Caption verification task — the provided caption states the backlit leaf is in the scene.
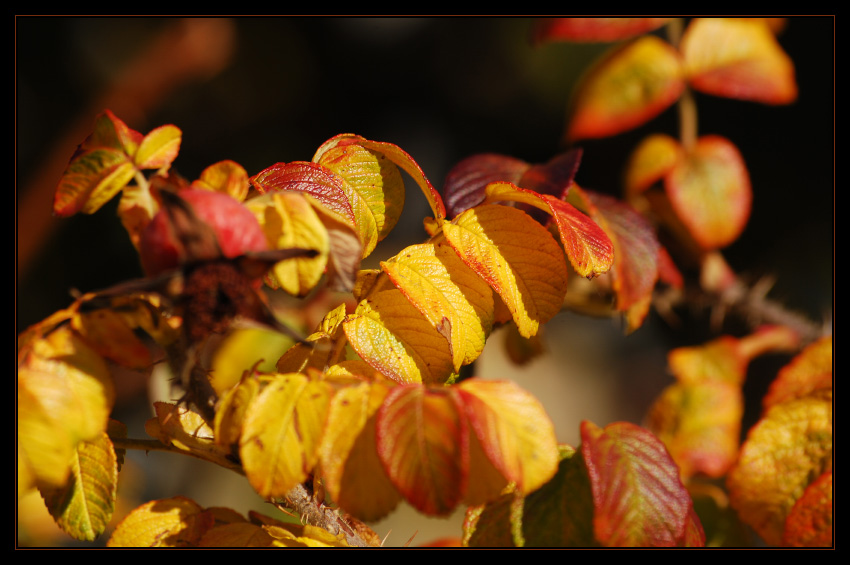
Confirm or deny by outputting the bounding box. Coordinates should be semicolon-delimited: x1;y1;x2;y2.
567;35;684;141
727;392;832;546
624;133;683;197
214;372;261;447
192;160;250;201
314;138;405;243
782;471;832;547
40;431;118;541
482;182;613;278
665;135;752;250
442;205;569;338
84;109;143;155
246;191;330;296
533;17;670;44
240;374;333;499
198;522;278;547
319;380;401;521
580;421;695;547
208;327;294;394
457;379;559;496
376;385;467;516
53;148;136;216
344;288;455;384
682;18;797;104
381;241;494;371
71;308;152;369
134;124;181;170
107;496;215;547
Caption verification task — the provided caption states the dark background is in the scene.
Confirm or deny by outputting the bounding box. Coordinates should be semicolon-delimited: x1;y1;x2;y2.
16;17;834;545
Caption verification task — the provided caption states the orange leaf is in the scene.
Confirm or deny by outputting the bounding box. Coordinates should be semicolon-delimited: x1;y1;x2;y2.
442;204;569;338
567;35;684;141
533;17;671;44
84;109;143;155
727;393;832;546
682;18;797;104
580;421;697;547
107;496;215;547
134;124;181;170
782;471;832;547
763;336;833;411
53;148;136;216
665;135;752;250
442;153;530;219
624;133;683;197
192;160;250;201
376;384;467;516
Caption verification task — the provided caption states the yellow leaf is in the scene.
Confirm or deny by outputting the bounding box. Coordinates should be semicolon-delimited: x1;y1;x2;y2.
40;431;118;541
71;308;152;369
343;288;455;384
108;497;215;547
134;124;182;169
208;326;294;394
442;205;569;338
193;160;250;201
457;379;560;496
246;191;330;296
240;374;333;499
624;133;683;197
214;372;261;447
567;35;684;141
319;381;401;521
198;522;278;547
727;393;832;546
764;336;832;410
53;148;136;216
381;240;494;371
682;18;797;104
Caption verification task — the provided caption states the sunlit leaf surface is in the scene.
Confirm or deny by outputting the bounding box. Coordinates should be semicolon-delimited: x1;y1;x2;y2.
108;497;215;547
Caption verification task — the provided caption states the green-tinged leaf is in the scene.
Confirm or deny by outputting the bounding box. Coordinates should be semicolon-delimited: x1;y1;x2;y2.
192;160;250;201
581;421;698;547
682;18;797;104
319;380;401;521
314;139;405;243
665;135;752;250
344;288;455;385
134;124;181;169
40;431;118;541
464;445;598;547
727;392;832;546
533;17;671;44
569;187;659;331
376;385;467;516
84;109;143;154
208;327;294;394
53;148;136;216
246;191;330;296
107;497;215;547
457;379;559;497
18;326;115;487
624;133;683;197
567;35;684;141
382;240;494;371
782;471;832;547
442;153;530;219
482;182;613;278
442;205;569;338
240;374;333;499
764;336;833;411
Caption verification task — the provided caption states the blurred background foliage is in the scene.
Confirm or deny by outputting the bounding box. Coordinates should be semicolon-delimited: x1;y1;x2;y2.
16;17;833;546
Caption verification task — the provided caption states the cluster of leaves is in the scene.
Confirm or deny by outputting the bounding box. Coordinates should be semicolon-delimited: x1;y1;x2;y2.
17;17;830;548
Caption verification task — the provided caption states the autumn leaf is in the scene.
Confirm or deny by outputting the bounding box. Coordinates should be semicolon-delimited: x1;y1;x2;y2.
763;336;833;410
581;421;698;547
567;35;685;141
665;135;752;250
682;18;798;105
108;497;216;547
134;124;182;169
782;471;832;547
532;17;671;44
442;204;569;338
442;153;530;219
381;240;494;371
343;288;455;385
192;160;250;201
624;133;683;197
239;373;333;499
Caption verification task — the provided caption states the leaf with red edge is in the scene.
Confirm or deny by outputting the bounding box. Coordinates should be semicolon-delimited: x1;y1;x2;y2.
442;153;530;219
516;149;583;200
482;182;613;278
192;160;250;202
567;36;685;141
84;109;143;155
763;336;833;411
665;135;752;250
532;17;671;44
53;148;137;216
376;384;468;516
624;134;683;197
570;186;659;331
782;471;832;547
682;18;797;105
580;421;698;547
134;124;182;170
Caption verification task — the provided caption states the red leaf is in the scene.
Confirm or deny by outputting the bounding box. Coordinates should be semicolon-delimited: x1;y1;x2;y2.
442;153;530;219
533;17;670;44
